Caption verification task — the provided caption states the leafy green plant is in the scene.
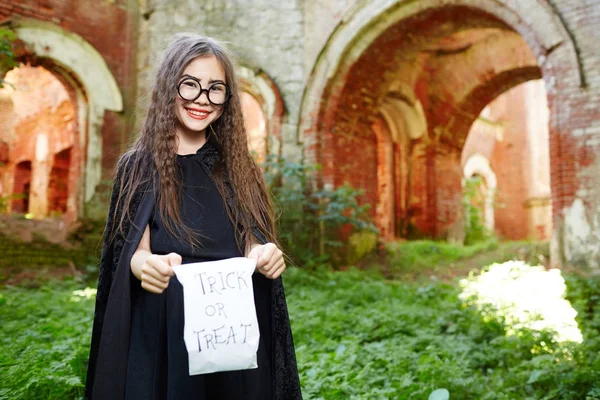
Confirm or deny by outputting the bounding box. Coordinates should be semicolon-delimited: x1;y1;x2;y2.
0;27;17;88
0;27;17;217
463;176;493;245
263;155;377;267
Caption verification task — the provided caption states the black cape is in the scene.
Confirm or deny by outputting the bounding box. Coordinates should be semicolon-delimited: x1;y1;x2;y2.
85;142;302;399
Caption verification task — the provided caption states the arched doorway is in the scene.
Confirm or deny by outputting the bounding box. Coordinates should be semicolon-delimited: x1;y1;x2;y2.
299;0;582;265
9;19;123;221
462;80;552;241
238;66;285;160
0;65;77;219
12;160;31;214
463;153;497;234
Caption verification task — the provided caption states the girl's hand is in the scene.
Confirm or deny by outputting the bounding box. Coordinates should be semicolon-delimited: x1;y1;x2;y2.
247;243;286;279
140;252;181;294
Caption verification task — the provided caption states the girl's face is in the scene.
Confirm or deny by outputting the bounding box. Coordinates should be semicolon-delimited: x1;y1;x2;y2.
174;55;227;136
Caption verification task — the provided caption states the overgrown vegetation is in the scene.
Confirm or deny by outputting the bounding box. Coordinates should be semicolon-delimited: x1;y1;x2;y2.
0;280;93;400
0;27;17;88
263;155;378;267
287;268;600;399
462;175;494;245
1;262;599;400
0;27;17;211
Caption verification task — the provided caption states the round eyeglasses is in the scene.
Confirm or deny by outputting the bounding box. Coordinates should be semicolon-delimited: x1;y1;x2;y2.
177;76;231;105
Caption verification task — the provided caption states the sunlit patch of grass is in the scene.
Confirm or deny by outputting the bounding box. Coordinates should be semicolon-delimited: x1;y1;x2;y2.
70;287;96;302
460;261;582;344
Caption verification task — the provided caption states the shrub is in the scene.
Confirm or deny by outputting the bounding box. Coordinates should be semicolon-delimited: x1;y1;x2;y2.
262;155;378;267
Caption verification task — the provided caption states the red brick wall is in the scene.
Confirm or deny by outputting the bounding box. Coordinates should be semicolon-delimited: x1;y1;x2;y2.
404;142;463;239
332;130;378;216
12;160;31;213
433;145;463;237
393;143;406;237
0;141;7;164
408;142;430;236
48;148;71;214
489;86;531;240
373;117;395;240
541;4;600;266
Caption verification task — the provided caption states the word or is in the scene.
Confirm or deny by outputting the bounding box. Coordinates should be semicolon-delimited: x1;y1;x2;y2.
204;302;227;318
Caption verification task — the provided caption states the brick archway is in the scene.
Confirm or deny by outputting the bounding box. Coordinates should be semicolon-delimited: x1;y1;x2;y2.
12;18;123;216
238;66;285;158
0;65;80;220
463;153;497;232
299;0;584;267
299;0;581;145
441;66;543;150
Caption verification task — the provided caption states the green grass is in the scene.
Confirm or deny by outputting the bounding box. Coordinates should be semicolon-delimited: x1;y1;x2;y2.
0;279;93;400
381;239;550;279
0;262;599;399
284;267;600;399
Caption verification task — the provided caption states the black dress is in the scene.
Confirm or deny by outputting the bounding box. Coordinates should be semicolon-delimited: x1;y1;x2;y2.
125;146;273;400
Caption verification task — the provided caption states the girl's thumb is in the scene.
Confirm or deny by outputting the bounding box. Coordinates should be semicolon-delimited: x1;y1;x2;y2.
168;252;182;267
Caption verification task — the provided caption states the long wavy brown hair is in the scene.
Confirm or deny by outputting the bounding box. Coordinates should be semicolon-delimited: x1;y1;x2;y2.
112;33;276;251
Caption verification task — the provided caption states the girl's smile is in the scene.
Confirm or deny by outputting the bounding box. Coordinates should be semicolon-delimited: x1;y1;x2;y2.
184;106;212;120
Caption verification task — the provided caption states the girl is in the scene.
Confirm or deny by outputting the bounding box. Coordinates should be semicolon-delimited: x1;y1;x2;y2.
85;33;301;400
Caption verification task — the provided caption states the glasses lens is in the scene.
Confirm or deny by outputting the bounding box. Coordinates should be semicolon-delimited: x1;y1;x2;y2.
208;83;228;105
179;79;200;101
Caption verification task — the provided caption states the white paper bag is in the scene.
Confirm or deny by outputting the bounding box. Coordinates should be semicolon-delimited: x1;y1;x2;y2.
172;257;260;375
